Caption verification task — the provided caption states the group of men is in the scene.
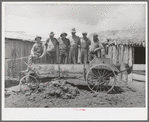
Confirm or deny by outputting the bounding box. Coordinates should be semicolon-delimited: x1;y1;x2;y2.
28;28;105;65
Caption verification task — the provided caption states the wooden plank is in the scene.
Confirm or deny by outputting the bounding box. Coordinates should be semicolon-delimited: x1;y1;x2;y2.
133;74;146;81
128;46;133;82
133;64;145;70
5;60;12;79
16;59;21;80
108;45;113;63
122;45;128;83
32;64;84;78
17;41;22;58
118;45;122;81
5;60;9;77
5;42;11;59
112;45;118;65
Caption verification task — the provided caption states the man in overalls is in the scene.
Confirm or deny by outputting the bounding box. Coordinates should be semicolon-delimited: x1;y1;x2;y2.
80;31;91;64
69;28;81;64
28;36;43;66
46;32;58;64
58;32;70;64
89;34;104;61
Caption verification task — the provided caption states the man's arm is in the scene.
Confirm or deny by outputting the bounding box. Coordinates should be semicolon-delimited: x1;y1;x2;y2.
38;43;47;58
31;44;36;55
94;42;104;52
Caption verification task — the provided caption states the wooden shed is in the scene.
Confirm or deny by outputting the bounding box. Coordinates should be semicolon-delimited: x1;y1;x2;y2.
5;31;36;80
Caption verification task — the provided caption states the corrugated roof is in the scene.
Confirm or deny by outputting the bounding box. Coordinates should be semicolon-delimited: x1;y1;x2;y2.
89;28;146;47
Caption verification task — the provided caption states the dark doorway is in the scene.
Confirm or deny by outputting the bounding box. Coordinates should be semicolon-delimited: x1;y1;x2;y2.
134;47;145;64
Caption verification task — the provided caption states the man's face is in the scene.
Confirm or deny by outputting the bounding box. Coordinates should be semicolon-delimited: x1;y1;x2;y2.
71;32;76;36
82;34;87;38
36;38;41;43
93;36;98;41
62;34;66;38
50;35;54;39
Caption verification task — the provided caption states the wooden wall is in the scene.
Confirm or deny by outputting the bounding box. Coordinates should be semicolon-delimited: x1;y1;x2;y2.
5;38;34;80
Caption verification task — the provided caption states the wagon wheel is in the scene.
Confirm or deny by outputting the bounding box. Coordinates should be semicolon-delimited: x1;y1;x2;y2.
86;64;116;93
19;75;39;94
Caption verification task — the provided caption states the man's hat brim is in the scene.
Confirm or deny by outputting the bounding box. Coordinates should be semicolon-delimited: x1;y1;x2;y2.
35;36;42;40
60;33;67;37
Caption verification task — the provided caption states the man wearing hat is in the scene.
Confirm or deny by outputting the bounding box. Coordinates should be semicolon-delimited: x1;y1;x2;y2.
89;33;104;61
28;36;43;66
69;28;81;64
45;32;58;64
58;32;70;64
80;31;91;64
26;36;44;82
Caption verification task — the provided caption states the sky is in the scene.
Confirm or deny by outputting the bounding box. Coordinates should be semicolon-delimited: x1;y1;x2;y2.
4;2;146;38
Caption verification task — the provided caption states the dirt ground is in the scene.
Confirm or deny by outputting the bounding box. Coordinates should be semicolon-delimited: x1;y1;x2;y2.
5;79;145;108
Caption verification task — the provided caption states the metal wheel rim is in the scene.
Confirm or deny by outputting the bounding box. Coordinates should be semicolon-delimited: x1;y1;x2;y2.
86;64;116;93
19;75;39;94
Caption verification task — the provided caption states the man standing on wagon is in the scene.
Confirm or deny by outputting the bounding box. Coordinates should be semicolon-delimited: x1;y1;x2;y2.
80;31;91;64
58;32;70;64
45;32;58;64
89;33;104;61
69;28;81;64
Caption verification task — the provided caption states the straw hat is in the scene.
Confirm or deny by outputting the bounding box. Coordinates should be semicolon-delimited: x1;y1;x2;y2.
35;36;42;40
60;32;68;37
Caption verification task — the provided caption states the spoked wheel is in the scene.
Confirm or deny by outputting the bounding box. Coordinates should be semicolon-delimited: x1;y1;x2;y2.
86;64;116;93
19;75;39;94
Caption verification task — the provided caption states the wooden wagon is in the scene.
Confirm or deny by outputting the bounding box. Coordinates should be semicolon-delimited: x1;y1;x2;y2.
19;55;132;94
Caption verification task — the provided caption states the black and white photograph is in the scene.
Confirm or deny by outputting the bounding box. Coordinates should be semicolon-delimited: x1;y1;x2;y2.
2;1;148;120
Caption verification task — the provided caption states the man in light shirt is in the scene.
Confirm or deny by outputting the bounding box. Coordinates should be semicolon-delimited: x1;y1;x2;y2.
89;33;104;61
80;31;91;64
28;36;43;66
45;32;58;64
69;28;81;64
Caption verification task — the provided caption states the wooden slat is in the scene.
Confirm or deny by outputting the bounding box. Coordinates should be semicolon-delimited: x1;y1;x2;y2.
112;45;117;65
122;45;128;83
108;45;113;63
133;74;145;81
133;64;145;70
118;45;122;81
128;46;133;82
32;64;84;78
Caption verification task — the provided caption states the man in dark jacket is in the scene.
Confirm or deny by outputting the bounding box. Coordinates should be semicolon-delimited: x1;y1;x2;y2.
58;32;70;64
